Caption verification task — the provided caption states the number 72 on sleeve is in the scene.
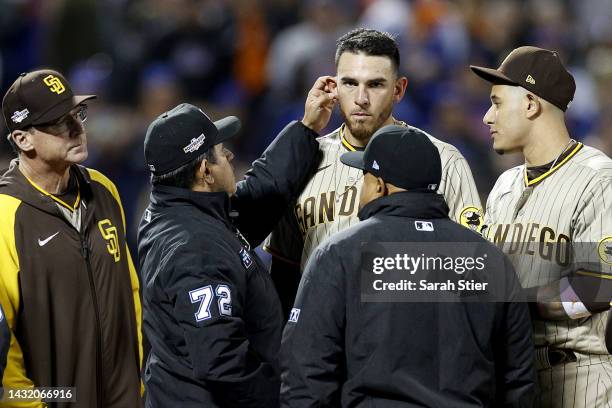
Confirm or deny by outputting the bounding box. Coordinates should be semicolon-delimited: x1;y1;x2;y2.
189;285;232;322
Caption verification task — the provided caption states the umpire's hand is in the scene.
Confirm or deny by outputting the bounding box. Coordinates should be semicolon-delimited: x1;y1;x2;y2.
302;76;338;133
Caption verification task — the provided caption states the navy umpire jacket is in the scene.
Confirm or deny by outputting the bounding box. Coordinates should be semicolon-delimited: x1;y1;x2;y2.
138;121;318;407
281;191;536;408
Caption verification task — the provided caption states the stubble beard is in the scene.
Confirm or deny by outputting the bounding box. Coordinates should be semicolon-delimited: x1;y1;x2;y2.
342;100;394;144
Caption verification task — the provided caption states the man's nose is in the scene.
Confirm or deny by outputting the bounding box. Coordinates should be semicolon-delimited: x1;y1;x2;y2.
68;116;84;137
355;86;369;107
483;106;494;126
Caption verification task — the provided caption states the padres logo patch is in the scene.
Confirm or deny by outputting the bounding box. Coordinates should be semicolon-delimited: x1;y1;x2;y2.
98;219;121;262
459;207;483;231
598;236;612;265
43;74;66;94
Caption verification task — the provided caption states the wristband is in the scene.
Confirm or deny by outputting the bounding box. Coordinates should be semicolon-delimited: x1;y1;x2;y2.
560;277;591;319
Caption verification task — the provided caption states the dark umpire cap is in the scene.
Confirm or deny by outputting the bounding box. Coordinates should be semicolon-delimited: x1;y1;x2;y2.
2;69;96;132
470;46;575;111
340;125;441;191
144;103;241;175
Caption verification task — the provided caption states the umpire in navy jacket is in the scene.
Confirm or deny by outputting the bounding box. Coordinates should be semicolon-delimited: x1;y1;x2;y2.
138;78;336;408
281;125;536;407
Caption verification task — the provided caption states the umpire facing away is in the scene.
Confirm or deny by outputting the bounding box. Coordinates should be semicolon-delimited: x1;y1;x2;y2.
137;85;334;407
281;125;536;407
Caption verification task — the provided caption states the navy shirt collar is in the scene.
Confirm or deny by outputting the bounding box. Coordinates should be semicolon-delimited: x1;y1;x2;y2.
151;184;232;225
357;191;449;221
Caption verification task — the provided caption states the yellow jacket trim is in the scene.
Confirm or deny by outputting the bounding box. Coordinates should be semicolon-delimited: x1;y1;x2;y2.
0;194;42;407
86;169;143;383
87;169;126;231
23;175;80;212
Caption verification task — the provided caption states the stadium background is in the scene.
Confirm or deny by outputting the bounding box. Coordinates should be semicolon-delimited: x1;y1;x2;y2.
1;0;611;254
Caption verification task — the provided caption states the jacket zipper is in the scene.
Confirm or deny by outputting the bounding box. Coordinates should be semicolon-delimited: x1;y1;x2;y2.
81;236;104;407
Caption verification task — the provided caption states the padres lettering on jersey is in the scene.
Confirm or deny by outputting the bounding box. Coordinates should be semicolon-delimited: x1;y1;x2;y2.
483;143;612;357
294;185;359;235
266;123;483;271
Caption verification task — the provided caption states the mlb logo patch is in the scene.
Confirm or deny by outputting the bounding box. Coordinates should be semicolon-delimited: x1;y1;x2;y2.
239;248;253;269
289;308;300;323
415;221;434;231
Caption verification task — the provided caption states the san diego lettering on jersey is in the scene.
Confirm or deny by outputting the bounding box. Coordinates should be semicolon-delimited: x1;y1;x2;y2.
294;185;358;235
483;221;571;266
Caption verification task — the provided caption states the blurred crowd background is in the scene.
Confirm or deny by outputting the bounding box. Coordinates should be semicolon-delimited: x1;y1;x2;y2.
1;0;612;251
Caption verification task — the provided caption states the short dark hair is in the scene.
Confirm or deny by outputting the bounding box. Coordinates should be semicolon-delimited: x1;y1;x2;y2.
151;147;217;189
335;28;400;73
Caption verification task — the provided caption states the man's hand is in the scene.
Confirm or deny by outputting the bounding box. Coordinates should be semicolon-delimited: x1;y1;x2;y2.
530;281;568;320
529;273;612;321
302;76;338;133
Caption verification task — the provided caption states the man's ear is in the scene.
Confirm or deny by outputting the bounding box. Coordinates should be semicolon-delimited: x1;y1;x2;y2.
394;76;408;103
200;159;215;185
525;93;541;119
376;176;388;196
11;129;35;152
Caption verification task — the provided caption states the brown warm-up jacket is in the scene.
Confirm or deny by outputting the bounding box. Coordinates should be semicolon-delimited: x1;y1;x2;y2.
0;161;142;408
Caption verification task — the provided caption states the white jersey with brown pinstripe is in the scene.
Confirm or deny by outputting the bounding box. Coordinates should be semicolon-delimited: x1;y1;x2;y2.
483;142;612;355
265;123;484;271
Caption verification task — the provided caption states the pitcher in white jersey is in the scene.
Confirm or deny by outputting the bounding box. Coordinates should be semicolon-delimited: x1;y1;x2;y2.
266;28;483;317
472;46;612;408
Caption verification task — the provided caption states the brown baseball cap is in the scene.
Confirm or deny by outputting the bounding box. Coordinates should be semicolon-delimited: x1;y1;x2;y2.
470;46;575;111
2;69;96;132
